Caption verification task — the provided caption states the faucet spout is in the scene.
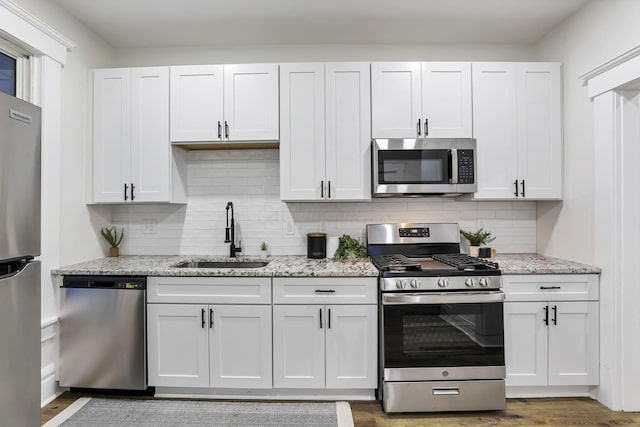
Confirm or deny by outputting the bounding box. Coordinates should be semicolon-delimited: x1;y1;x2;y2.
224;201;242;257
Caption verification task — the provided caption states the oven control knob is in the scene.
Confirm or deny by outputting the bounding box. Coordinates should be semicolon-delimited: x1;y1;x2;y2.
410;279;421;288
396;280;407;289
479;277;491;287
437;278;449;288
465;278;476;287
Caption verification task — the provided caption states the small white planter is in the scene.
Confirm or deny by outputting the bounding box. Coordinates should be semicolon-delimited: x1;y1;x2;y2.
469;245;480;257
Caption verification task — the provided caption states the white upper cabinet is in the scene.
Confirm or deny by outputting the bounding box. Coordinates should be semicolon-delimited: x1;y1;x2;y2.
473;62;562;200
91;67;186;204
170;64;279;143
280;62;371;201
371;62;472;138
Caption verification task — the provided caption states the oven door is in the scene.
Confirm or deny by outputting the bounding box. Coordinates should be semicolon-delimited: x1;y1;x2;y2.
381;291;505;382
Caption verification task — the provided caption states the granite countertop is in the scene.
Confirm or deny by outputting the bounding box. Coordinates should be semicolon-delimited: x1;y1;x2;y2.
52;253;601;277
493;253;601;275
51;255;380;277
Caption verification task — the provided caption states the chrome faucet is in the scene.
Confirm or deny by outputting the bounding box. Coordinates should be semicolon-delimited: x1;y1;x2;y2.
224;201;242;257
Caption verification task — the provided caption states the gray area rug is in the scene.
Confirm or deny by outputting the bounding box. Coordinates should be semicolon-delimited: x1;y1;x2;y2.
46;397;353;427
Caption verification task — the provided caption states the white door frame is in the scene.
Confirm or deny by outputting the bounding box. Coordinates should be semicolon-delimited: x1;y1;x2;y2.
582;45;640;411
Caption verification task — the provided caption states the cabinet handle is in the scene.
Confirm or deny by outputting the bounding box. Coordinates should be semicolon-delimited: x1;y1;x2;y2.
328;181;331;199
540;286;561;290
424;118;429;136
521;180;525;197
314;289;336;293
124;183;128;201
543;305;549;326
209;308;214;328
321;180;324;198
417;118;421;136
328;308;331;329
201;308;206;329
514;180;519;197
131;183;135;201
319;308;323;329
217;121;222;139
225;121;229;139
552;305;557;325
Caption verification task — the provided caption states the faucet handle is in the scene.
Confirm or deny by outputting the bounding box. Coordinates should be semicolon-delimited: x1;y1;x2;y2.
235;240;242;254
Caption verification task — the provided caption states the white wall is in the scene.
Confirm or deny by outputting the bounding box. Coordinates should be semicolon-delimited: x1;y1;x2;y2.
113;43;536;67
534;0;640;264
112;149;537;256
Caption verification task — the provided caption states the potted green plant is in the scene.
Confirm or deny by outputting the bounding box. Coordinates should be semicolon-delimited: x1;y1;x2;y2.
259;241;269;257
332;235;368;262
101;226;124;257
460;228;495;257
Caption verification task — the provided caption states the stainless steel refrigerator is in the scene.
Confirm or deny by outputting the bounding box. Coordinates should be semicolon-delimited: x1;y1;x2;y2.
0;91;42;427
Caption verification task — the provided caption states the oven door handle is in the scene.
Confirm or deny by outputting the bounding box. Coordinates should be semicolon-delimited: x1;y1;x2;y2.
382;291;505;305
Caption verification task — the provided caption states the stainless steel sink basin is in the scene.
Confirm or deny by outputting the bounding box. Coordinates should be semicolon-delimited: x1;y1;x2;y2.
172;261;269;269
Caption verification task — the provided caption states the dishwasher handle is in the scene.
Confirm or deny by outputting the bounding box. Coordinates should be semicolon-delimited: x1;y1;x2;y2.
62;275;146;290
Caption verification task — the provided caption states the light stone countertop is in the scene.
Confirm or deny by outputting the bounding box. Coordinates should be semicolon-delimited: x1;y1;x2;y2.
493;253;601;275
51;255;380;277
52;253;601;277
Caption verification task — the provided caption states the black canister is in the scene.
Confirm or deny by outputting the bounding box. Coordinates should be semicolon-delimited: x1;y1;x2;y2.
307;232;327;259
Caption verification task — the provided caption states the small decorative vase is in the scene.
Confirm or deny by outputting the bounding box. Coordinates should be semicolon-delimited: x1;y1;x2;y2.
109;247;119;257
261;250;269;258
469;245;480;257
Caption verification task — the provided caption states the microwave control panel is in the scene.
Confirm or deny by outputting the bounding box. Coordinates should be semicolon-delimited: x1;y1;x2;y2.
457;150;475;184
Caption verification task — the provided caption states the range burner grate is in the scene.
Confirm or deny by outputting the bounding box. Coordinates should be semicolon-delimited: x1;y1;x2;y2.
371;254;422;272
431;253;499;271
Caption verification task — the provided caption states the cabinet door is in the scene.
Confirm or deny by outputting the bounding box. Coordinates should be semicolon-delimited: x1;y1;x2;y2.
371;62;421;138
325;305;377;389
279;63;325;201
273;305;325;388
170;65;224;142
92;68;131;203
421;62;472;138
504;302;548;386
548;301;599;386
517;63;562;199
324;62;371;201
472;62;519;199
130;67;170;202
209;305;273;389
147;304;209;388
223;64;279;141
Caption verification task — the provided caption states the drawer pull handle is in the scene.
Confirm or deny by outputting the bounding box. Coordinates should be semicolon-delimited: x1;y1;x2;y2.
433;387;459;396
315;289;336;293
540;286;561;290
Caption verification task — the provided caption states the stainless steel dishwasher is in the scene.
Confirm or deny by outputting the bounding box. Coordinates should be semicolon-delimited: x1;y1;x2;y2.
59;275;147;390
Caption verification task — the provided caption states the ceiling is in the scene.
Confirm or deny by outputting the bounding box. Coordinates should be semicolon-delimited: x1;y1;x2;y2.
53;0;591;49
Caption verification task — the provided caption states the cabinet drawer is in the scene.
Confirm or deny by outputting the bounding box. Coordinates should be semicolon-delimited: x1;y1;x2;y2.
503;275;599;302
273;277;377;304
147;276;271;304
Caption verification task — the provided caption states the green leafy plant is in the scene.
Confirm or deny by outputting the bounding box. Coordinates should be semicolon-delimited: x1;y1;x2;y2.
101;226;124;248
260;241;269;251
460;228;495;246
332;234;368;261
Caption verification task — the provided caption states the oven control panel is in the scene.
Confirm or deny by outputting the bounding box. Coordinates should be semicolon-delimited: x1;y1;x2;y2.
399;227;430;238
381;276;502;291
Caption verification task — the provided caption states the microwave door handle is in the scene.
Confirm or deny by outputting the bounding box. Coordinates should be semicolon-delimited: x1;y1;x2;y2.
450;149;458;184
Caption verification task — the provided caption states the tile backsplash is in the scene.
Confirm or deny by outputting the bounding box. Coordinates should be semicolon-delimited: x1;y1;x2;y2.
112;149;536;256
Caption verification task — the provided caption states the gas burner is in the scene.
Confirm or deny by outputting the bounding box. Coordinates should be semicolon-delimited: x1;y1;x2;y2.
371;254;421;272
431;253;499;271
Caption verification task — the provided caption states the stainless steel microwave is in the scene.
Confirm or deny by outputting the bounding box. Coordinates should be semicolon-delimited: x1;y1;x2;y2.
372;138;477;197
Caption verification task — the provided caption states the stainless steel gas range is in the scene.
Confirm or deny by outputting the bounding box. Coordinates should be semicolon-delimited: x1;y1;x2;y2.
367;223;506;413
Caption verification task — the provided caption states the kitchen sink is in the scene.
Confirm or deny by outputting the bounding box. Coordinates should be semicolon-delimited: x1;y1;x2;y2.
171;261;269;269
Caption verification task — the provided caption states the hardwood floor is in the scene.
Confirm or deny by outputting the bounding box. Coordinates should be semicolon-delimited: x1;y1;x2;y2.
42;393;640;426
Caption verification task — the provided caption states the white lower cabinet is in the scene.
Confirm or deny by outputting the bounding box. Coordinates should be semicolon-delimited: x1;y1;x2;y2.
147;277;272;389
272;277;378;389
503;275;599;390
